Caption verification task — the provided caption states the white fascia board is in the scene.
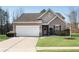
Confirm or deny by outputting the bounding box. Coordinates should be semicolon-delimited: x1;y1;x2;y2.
37;10;48;19
47;16;57;24
13;21;42;23
52;11;66;24
37;9;55;19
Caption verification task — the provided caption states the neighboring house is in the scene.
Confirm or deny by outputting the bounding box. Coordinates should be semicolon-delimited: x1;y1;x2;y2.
13;9;66;36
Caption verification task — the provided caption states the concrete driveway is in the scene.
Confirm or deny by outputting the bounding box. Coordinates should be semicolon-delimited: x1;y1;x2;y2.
0;37;38;52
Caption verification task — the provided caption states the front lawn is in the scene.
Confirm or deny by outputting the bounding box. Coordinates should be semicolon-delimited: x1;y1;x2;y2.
37;33;79;47
37;49;79;52
0;35;9;42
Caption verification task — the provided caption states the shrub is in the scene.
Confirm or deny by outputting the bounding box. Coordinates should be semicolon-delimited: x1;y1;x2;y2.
6;31;16;37
55;31;61;35
64;29;70;36
49;28;54;35
54;29;70;36
59;31;65;36
60;29;70;36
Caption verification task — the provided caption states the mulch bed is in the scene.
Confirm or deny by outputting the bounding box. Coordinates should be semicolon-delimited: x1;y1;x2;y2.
64;37;75;40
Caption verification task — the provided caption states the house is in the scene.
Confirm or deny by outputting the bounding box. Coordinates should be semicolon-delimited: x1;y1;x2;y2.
13;9;67;36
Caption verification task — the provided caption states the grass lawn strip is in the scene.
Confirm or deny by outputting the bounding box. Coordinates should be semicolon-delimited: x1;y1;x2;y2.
37;33;79;47
37;49;79;52
0;35;8;42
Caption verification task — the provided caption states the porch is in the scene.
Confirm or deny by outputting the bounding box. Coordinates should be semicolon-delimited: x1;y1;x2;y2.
42;25;70;36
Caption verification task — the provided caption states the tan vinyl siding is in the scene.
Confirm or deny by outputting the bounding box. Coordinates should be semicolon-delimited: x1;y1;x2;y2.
42;12;56;23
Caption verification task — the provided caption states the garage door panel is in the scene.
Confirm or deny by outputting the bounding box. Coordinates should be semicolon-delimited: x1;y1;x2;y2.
16;25;40;36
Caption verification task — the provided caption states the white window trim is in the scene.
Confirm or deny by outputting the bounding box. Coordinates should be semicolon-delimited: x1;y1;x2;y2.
55;24;60;26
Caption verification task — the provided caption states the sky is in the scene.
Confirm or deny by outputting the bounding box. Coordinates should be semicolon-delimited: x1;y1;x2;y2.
1;6;79;23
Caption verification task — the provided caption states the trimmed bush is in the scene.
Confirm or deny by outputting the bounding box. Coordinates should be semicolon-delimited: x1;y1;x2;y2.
54;29;70;36
6;31;16;37
64;29;70;36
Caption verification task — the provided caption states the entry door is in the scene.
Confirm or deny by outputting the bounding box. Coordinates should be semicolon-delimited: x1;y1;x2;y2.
42;25;48;35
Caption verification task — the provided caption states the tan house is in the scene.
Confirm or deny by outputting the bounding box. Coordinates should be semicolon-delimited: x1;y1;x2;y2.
13;9;67;36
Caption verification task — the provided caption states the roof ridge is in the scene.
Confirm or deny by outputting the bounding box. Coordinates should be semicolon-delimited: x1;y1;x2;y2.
23;13;40;14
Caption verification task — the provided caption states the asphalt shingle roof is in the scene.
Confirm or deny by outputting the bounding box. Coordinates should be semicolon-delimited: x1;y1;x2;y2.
14;12;64;23
14;13;42;22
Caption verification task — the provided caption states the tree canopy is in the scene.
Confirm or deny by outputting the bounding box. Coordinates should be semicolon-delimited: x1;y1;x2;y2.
0;7;9;34
40;9;46;13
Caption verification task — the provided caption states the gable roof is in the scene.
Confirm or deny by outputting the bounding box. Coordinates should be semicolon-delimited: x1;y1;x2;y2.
48;13;66;24
37;9;65;19
14;13;42;22
47;16;66;25
56;13;65;19
14;9;65;24
37;9;54;19
48;9;66;23
37;9;66;24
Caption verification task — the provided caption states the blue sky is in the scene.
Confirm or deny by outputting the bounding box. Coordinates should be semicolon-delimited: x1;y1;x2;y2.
1;6;79;23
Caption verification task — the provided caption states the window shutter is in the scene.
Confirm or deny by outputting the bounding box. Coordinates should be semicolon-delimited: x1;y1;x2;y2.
53;25;55;32
59;25;61;31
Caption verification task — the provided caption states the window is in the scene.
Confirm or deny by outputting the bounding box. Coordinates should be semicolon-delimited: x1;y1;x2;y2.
55;25;61;31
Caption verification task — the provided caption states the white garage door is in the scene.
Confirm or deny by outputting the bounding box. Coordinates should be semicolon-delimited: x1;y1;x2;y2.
16;25;40;36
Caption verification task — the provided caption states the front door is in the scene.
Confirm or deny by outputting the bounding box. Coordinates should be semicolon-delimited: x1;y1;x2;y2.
42;25;48;36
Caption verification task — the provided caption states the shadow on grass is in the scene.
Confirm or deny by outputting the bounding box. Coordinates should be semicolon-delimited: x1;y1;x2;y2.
71;34;79;37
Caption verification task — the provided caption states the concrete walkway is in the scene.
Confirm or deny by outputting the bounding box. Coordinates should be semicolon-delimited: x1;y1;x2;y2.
0;37;38;52
37;47;79;50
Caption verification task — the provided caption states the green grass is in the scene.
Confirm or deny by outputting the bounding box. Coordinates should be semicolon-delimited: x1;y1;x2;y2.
0;35;9;42
37;49;79;52
37;33;79;47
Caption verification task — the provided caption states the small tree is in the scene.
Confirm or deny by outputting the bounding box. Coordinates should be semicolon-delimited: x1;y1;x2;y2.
62;7;77;39
5;10;9;33
69;8;77;37
0;7;9;34
12;7;24;22
12;7;24;31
